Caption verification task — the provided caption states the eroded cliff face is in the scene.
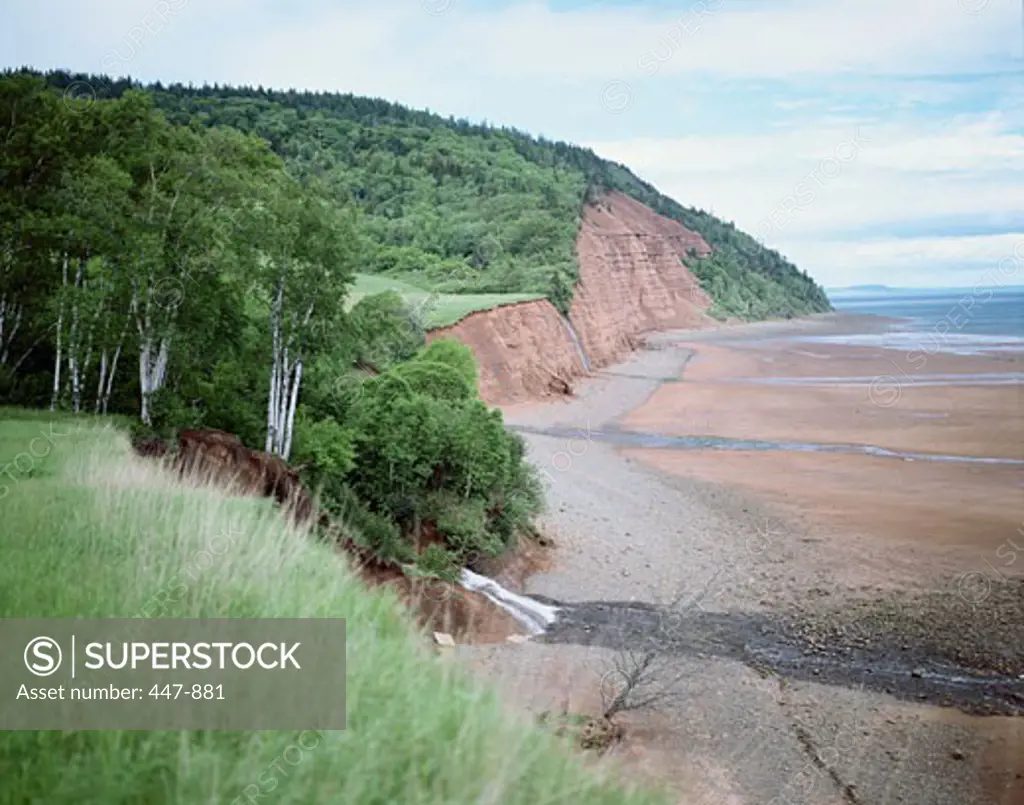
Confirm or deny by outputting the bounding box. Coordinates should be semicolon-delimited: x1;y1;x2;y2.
428;299;586;403
570;191;714;366
430;191;715;405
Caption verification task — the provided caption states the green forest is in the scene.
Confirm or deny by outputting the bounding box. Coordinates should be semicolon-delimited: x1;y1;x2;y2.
1;68;830;574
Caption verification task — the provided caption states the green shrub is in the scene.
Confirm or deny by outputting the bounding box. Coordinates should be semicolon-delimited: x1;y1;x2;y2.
413;542;462;583
349;391;451;505
389;360;474;401
348;290;425;370
344;351;540;561
292;407;356;482
442;400;512;498
323;481;413;565
548;268;574;316
138;388;203;441
422;493;498;558
412;339;478;391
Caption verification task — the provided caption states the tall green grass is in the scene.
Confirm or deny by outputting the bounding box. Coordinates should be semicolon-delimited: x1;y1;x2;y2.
0;413;665;805
346;274;545;327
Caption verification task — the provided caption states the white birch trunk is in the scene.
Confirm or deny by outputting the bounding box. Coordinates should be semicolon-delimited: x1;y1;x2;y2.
266;354;278;453
265;277;315;460
0;295;23;365
137;336;170;426
154;338;169;390
279;301;314;460
276;344;291;454
132;280;151;425
133;272;172;426
139;335;152;425
50;254;68;411
95;350;108;414
102;341;122;414
80;339;93;411
79;275;104;414
97;317;127;414
266;278;284;453
282;357;303;461
68;262;84;413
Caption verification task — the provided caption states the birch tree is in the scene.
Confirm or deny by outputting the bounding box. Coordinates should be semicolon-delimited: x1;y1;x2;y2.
256;178;358;459
125;128;199;425
45;153;131;411
115;100;266;425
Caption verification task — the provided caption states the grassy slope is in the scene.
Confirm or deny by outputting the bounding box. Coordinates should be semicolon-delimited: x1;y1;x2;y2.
347;274;544;328
0;412;664;805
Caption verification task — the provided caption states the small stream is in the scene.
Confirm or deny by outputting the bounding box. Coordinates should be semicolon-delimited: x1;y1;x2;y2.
561;315;592;372
715;372;1024;388
509;424;1024;467
460;569;559;635
473;589;1024;716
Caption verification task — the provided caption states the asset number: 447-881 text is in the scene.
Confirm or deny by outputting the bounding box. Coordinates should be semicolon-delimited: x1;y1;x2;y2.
148;684;224;700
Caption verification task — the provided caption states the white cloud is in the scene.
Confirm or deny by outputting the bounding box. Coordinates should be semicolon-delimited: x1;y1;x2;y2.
424;0;1019;81
584;112;1024;284
789;232;1024;287
7;0;1020;87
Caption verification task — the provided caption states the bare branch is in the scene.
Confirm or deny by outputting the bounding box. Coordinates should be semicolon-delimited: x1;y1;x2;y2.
600;648;688;720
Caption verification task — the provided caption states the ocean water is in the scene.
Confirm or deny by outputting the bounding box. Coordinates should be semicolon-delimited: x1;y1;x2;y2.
820;286;1024;355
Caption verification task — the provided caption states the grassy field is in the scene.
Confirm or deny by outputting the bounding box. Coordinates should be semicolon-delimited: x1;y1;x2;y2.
346;274;545;328
0;412;665;805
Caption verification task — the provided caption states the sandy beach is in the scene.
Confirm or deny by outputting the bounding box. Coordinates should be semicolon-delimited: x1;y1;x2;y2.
461;313;1024;805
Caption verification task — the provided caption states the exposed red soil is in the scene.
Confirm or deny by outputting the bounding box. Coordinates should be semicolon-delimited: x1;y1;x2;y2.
427;299;586;403
624;339;1024;586
570;191;714;367
171;429;314;523
354;560;523;643
132;429;529;643
429;191;716;405
625;341;1024;458
471;532;556;591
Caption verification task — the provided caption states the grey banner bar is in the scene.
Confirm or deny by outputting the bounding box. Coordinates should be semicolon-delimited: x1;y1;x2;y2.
1;619;346;729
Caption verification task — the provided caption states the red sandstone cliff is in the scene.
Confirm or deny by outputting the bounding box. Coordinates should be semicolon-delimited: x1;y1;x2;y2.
429;191;716;405
428;299;587;403
570;191;714;365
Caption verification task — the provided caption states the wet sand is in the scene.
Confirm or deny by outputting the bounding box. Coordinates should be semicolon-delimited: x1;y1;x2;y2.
622;330;1024;587
623;341;1024;460
626;450;1024;566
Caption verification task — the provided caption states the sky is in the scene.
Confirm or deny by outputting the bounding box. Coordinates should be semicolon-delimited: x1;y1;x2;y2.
3;0;1023;288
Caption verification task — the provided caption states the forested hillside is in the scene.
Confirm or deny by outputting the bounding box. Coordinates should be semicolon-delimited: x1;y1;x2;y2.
29;69;831;319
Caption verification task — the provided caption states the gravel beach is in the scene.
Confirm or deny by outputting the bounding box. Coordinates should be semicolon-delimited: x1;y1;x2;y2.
459;314;1024;805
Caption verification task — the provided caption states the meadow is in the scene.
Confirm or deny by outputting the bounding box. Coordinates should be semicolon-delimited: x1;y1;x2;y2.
346;274;545;328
